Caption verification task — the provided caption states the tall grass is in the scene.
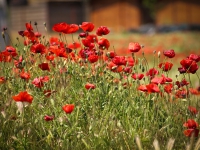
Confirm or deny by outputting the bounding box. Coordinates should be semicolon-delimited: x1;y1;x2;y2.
0;22;200;149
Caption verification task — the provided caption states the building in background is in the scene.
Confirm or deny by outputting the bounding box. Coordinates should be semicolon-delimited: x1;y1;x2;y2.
7;0;142;33
156;0;200;26
5;0;200;33
0;0;8;50
90;0;141;32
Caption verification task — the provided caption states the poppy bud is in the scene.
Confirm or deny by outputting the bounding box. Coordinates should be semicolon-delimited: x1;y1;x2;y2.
142;67;145;72
2;27;7;31
2;31;5;38
22;60;26;68
96;26;110;36
158;51;160;58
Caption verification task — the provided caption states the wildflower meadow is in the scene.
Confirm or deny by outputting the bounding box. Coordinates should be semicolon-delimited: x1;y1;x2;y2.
0;22;200;150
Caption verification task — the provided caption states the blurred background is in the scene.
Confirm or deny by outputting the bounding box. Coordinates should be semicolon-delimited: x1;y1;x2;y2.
0;0;200;55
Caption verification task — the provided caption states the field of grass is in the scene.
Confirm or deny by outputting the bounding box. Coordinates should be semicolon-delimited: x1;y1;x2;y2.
0;23;200;149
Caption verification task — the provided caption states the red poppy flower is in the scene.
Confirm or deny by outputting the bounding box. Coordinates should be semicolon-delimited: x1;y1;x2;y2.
151;76;166;84
32;76;49;88
183;119;199;137
44;115;54;121
32;78;44;88
41;76;49;82
20;71;31;81
5;46;18;57
178;67;186;74
62;104;75;114
146;68;159;79
25;23;33;31
1;47;17;61
0;54;11;62
0;51;11;62
34;32;41;38
112;56;127;66
85;34;98;43
163;49;175;58
188;54;200;62
131;73;144;80
79;32;88;38
184;129;199;137
65;24;79;34
188;106;198;115
49;37;60;46
14;56;23;69
38;63;50;71
0;77;6;84
189;88;200;95
52;22;69;33
151;74;172;85
23;22;39;44
180;58;199;74
85;83;96;90
88;54;98;63
184;119;199;129
79;22;95;32
138;85;147;92
68;42;81;49
129;42;141;53
161;74;172;82
82;35;98;48
46;54;55;61
64;48;72;53
96;26;110;36
180;58;195;69
50;47;68;58
175;89;188;98
31;43;46;54
123;66;132;73
78;48;93;59
18;30;25;37
82;38;92;48
59;41;66;48
175;78;189;88
23;29;35;39
106;51;116;58
159;62;173;72
126;56;136;67
12;91;33;103
98;38;110;50
164;83;173;94
107;62;123;73
146;83;160;93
